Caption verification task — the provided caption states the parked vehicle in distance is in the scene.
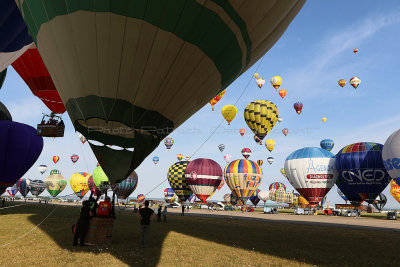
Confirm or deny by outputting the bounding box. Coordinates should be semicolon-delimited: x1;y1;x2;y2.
224;205;235;211
264;207;278;214
294;208;304;215
344;209;360;217
166;203;181;208
387;212;397;220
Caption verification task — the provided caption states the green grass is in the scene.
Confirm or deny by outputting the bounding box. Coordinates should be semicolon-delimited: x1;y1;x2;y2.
0;203;399;266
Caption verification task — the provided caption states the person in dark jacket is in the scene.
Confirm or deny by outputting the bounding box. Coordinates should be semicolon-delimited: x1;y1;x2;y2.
181;205;185;216
137;201;155;248
157;205;162;222
73;200;93;246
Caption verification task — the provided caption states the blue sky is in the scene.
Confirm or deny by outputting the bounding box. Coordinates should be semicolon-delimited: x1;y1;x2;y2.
2;0;400;208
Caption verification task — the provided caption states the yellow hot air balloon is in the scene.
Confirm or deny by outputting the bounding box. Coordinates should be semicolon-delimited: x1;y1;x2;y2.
265;139;276;152
270;76;282;90
70;172;90;199
280;168;287;178
254;73;259;78
322;117;327;123
390;180;400;203
299;195;310;207
221;105;237;125
244;100;279;140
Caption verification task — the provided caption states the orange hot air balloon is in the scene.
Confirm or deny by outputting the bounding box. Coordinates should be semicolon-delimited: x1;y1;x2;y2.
353;49;358;54
52;156;59;164
209;89;226;111
278;89;287;99
240;129;245;136
338;79;346;87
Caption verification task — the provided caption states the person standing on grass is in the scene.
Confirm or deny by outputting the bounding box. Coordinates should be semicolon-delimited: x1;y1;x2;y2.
137;200;155;248
181;205;185;216
162;206;168;222
73;200;93;246
157;205;162;222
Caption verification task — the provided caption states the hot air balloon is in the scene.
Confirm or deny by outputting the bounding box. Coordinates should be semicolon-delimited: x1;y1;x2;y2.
294;102;303;114
114;172;138;199
53;156;59;164
320;139;334;152
217;179;225;191
71;154;79;164
390;180;400;203
353;49;358;54
322;117;327;123
277;117;283;123
383;129;400;186
153;156;160;164
221;105;237;125
285;147;338;207
337;187;348;202
15;1;305;184
185;157;191;162
12;44;66;114
29;180;45;197
218;144;225;152
239;129;245;136
254;135;263;145
0;0;33;72
185;158;222;203
224;154;233;163
175;154;182;161
267;157;275;165
257;160;263;167
17;178;31;197
258;190;269;202
282;128;289;136
270;76;282;90
336;142;391;204
278;89;287;99
0;120;43;194
70;172;90;199
167;161;193;202
280;168;287;178
224;159;262;205
137;194;145;203
164;137;174;150
92;166;110;194
338;79;346;87
298;195;310;207
349;77;361;89
38;165;48;175
372;193;387;211
256;78;265;89
244;101;279;140
188;194;197;204
253;73;259;78
0;101;12;121
269;182;286;191
164;188;175;203
6;184;18;197
265;139;275;152
241;148;252;159
250;189;260;206
88;175;101;197
77;133;87;144
44;170;67;197
0;69;6;90
209;89;226;111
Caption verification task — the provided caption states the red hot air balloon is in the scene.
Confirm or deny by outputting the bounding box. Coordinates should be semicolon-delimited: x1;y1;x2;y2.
240;129;245;136
282;128;289;136
278;89;287;99
217;179;225;190
11;45;65;114
185;158;222;203
52;156;59;164
241;148;252;159
70;154;79;163
294;102;303;114
353;49;358;54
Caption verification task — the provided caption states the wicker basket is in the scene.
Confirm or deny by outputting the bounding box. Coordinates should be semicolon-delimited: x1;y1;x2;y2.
85;216;115;245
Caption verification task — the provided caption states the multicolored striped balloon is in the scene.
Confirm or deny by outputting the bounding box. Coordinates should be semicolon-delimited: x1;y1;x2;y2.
114;172;138;200
185;158;222;203
224;159;262;205
269;182;286;191
137;194;145;203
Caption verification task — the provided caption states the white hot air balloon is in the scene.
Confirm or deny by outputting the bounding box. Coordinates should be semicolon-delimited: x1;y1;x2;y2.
258;190;269;202
284;147;338;207
383;129;400;180
224;154;232;163
38;165;48;174
267;157;274;165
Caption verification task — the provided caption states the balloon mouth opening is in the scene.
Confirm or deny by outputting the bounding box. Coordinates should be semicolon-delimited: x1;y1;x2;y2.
88;139;134;151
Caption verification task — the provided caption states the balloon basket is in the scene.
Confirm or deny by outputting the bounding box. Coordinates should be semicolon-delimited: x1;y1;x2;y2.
85;216;115;245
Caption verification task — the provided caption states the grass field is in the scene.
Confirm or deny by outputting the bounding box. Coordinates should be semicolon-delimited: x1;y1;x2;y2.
0;203;399;267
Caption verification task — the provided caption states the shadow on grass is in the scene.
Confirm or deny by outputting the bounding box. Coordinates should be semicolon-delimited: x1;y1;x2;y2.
1;203;399;266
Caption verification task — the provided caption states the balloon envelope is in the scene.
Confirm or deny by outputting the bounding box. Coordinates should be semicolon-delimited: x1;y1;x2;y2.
0;101;12;121
114;172;138;199
29;180;45;197
167;161;193;202
164;188;175;203
92;166;110;193
336;142;391;204
285;147;337;207
258;190;269;202
17;178;31;197
244;101;279;140
185;158;222;203
250;189;260;206
224;159;262;205
88;175;101;197
44;170;67;197
6;184;18;197
0;121;43;194
320;139;334;151
70;172;90;199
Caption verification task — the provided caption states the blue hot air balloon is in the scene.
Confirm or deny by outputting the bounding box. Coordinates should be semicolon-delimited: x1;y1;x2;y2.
0;0;33;72
153;156;160;165
17;178;31;197
335;142;391;204
0;120;44;194
320;139;334;151
250;189;260;206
